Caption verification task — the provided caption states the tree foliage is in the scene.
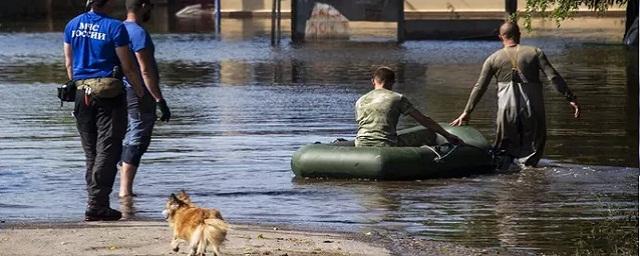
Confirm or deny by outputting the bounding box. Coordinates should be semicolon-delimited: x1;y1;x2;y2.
521;0;629;29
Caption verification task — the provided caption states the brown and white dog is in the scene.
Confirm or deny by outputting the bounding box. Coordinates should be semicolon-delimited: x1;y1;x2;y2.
162;191;228;256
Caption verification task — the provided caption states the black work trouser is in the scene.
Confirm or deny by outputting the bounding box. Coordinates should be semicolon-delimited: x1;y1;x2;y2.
74;91;127;208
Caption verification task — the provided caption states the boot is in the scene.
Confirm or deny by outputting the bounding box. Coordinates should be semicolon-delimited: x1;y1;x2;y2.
85;200;122;221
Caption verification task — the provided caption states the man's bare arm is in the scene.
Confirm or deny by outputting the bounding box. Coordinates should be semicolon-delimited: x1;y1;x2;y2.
64;43;73;80
115;46;145;97
134;48;163;101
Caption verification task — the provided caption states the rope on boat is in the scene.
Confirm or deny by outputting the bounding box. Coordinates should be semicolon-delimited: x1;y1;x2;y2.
424;144;460;163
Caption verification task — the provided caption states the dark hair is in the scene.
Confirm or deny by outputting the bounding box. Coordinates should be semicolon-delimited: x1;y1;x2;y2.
126;0;151;11
86;0;109;9
373;67;395;87
500;21;521;41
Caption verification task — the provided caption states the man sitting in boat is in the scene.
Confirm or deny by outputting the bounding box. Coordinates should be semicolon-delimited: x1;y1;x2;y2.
355;67;463;147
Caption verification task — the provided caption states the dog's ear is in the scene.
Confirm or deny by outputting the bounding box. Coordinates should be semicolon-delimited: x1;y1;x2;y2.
170;193;187;206
178;190;192;202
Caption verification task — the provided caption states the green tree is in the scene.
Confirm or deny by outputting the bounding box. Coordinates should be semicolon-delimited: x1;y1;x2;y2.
520;0;638;36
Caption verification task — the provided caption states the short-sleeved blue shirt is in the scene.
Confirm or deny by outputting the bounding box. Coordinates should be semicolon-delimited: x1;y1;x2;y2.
64;11;129;80
123;21;158;87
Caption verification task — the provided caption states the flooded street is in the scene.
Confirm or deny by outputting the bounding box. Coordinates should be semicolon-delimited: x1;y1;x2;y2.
0;17;637;254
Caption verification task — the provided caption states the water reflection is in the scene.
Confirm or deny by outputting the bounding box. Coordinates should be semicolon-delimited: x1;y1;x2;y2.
625;47;639;166
0;37;634;166
293;166;638;253
119;196;137;220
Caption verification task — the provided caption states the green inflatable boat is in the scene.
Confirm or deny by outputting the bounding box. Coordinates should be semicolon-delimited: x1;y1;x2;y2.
291;125;495;180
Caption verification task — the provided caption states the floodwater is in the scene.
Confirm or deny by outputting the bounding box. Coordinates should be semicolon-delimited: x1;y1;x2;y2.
0;16;638;255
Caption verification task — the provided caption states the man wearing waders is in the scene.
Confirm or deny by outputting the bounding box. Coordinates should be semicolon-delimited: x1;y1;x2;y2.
64;0;146;221
450;22;580;168
119;0;171;198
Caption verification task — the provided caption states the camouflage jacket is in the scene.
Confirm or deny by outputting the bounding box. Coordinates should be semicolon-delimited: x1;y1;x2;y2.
355;88;415;147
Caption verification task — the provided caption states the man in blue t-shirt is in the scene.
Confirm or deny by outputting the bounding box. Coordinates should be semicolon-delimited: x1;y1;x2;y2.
119;0;171;199
64;0;146;221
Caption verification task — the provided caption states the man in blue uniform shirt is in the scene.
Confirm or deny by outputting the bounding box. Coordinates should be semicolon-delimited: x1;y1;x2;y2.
119;0;171;198
64;0;146;221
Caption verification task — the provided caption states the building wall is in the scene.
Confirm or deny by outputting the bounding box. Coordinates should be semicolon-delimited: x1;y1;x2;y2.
0;0;626;20
219;0;625;13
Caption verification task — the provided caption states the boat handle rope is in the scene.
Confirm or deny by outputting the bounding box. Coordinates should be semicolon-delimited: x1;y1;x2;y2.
424;144;460;163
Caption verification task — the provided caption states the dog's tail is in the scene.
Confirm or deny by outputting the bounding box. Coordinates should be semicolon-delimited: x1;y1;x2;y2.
193;218;228;255
205;218;228;250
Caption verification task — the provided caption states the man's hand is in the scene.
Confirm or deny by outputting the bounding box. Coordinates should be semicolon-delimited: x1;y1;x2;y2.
158;99;171;122
569;101;580;118
450;112;470;126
